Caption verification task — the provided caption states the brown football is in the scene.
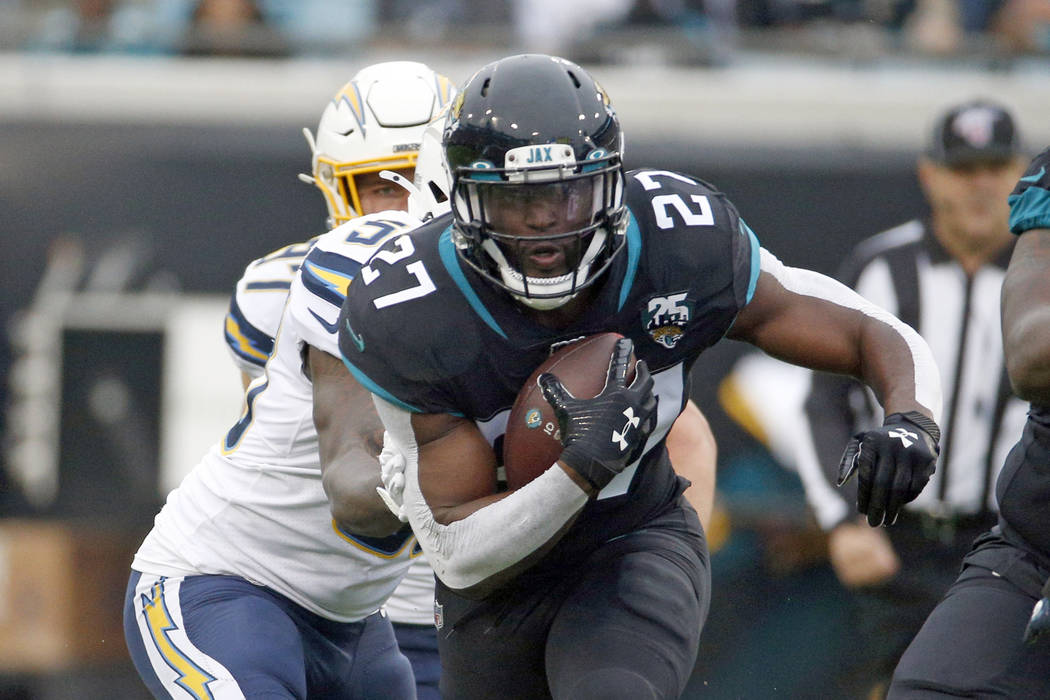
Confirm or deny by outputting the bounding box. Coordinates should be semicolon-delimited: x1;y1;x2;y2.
503;332;637;490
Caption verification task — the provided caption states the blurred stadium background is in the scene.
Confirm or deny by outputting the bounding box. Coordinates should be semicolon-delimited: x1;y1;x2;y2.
2;1;1050;698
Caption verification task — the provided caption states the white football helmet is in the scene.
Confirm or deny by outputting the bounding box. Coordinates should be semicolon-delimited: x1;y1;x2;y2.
378;103;453;223
405;105;453;221
300;61;456;228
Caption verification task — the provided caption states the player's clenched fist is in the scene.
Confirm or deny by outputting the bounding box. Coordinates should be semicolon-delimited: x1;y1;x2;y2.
539;338;657;491
837;411;941;527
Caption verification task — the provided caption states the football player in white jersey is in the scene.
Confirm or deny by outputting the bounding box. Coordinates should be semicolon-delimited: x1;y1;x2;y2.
223;61;455;699
123;62;454;699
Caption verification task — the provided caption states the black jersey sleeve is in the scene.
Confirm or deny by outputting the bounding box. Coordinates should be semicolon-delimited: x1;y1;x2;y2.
337;225;474;415
624;168;761;334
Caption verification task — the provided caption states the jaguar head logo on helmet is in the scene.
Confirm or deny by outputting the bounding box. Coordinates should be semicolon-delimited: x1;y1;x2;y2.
300;61;456;228
442;54;628;310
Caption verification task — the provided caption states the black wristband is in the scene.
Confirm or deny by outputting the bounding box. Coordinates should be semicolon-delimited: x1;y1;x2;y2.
887;410;941;444
558;445;616;492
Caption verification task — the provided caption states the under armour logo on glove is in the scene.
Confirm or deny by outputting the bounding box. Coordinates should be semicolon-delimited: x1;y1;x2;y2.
888;427;918;448
612;407;641;451
539;338;657;491
837;411;941;527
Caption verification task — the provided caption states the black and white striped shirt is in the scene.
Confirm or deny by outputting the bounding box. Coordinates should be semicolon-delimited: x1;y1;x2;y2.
796;219;1027;530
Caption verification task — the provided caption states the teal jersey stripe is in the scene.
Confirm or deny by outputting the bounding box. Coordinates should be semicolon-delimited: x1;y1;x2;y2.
741;219;761;304
438;228;508;339
1008;187;1050;235
618;212;642;311
340;356;423;413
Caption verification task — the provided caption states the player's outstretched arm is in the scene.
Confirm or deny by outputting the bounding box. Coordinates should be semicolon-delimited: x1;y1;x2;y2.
1003;147;1050;404
1002;228;1050;404
665;399;717;530
1003;147;1050;403
1005;150;1050;643
310;346;405;537
727;250;942;527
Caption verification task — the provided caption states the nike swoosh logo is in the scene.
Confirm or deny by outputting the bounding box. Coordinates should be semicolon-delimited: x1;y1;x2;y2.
1021;166;1046;183
344;317;365;352
309;308;339;334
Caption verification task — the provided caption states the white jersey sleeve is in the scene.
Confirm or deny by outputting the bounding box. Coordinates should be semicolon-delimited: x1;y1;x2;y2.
132;212;427;622
287;212;425;359
286;211;438;623
224;239;316;377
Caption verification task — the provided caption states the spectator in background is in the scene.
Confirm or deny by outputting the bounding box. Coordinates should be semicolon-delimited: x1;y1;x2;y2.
902;0;1050;54
796;98;1029;698
179;0;290;57
270;0;377;55
383;0;470;43
26;0;119;53
903;0;981;54
22;0;185;54
525;0;738;65
510;0;633;56
992;0;1050;53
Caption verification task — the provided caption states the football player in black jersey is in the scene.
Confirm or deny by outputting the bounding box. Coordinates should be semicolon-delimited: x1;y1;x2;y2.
325;54;943;699
889;148;1050;698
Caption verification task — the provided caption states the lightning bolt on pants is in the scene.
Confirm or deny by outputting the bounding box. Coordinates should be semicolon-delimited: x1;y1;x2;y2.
123;571;414;699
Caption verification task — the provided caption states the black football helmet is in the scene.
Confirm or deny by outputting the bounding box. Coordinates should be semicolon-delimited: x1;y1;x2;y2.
444;54;627;310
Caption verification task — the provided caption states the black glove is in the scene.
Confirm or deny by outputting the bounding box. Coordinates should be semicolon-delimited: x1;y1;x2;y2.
539;338;657;491
836;411;941;527
1024;577;1050;644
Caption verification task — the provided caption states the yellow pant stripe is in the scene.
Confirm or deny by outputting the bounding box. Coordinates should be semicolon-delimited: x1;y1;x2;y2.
141;580;218;699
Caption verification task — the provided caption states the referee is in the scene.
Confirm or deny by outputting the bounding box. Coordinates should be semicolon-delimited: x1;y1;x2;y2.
794;98;1029;698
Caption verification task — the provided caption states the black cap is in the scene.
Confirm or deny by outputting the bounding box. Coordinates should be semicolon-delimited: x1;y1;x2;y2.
928;99;1022;166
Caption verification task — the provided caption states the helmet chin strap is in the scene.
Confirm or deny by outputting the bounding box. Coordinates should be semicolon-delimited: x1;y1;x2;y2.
298;127;319;186
483;237;602;310
505;269;582;310
513;289;579;310
494;225;606;307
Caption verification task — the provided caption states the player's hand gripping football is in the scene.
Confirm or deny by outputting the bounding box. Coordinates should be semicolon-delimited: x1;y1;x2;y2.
1024;577;1050;644
836;411;941;527
375;432;408;523
539;338;657;491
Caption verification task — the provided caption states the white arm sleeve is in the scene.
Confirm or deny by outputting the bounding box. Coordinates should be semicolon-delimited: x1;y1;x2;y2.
372;396;590;592
759;248;942;423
